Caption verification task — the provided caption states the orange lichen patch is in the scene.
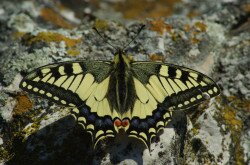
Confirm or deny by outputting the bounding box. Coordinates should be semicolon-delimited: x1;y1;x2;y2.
190;127;200;136
239;99;250;112
187;10;200;18
223;103;245;164
194;21;207;32
222;107;242;130
171;32;179;41
24;31;82;48
113;0;181;19
216;96;245;164
218;96;243;132
149;54;165;62
182;22;208;44
183;21;207;33
12;31;26;39
217;96;244;133
227;96;250;113
242;3;250;12
14;94;33;115
94;19;109;30
234;141;245;165
67;48;80;56
191;37;201;44
150;20;173;35
183;24;191;32
40;7;75;29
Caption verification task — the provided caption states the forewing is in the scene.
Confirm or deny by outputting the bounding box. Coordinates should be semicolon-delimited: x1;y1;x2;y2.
20;61;118;147
127;62;220;149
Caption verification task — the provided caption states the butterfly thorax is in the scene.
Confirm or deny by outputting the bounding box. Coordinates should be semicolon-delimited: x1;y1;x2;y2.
112;50;135;116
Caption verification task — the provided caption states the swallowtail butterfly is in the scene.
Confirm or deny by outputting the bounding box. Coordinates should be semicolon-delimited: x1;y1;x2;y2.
19;25;220;149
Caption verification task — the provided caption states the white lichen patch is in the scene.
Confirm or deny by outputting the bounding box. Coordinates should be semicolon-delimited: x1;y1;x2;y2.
0;137;3;145
7;13;35;32
193;102;231;165
157;37;165;54
0;7;4;15
198;53;215;75
115;159;138;165
4;74;23;92
188;48;200;58
38;107;71;130
241;129;250;162
60;9;81;24
23;123;37;140
143;128;175;164
21;1;40;17
205;22;226;45
0;97;16;121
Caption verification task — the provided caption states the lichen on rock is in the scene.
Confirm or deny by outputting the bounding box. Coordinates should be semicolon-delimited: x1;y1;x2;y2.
0;0;249;164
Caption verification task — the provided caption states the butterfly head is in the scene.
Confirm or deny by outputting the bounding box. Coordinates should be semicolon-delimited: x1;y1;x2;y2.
113;48;132;66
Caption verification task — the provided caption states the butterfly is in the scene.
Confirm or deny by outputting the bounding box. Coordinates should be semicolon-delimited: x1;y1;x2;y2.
19;25;220;150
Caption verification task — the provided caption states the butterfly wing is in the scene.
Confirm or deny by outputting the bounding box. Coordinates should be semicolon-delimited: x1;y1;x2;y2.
127;62;220;149
20;60;220;149
20;61;118;147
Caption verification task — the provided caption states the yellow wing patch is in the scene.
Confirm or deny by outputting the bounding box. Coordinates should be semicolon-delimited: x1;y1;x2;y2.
75;75;119;119
131;77;157;119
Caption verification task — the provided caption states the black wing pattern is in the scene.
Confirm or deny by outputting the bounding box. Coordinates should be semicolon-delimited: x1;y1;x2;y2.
20;61;118;147
126;62;220;149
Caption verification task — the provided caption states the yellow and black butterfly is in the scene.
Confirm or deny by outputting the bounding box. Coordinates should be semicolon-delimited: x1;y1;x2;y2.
19;25;220;150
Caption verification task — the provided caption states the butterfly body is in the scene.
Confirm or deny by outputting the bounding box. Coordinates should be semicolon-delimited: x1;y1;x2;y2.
112;50;134;115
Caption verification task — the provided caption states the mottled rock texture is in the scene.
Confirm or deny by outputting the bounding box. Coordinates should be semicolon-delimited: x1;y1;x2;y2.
0;0;249;165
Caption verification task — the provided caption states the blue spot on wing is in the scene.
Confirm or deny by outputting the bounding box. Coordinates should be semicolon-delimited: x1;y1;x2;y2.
80;107;89;116
154;111;162;121
77;105;114;134
129;106;168;133
95;119;103;128
130;118;140;128
147;118;156;126
88;114;96;123
138;121;149;131
104;118;113;128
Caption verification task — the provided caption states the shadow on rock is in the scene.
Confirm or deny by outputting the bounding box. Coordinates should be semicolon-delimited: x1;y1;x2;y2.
6;115;94;165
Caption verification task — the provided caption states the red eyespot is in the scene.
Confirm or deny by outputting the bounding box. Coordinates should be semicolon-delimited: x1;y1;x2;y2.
114;119;122;127
122;119;129;127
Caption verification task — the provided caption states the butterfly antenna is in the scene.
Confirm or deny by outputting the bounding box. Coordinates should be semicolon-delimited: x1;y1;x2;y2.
93;27;119;52
122;24;145;51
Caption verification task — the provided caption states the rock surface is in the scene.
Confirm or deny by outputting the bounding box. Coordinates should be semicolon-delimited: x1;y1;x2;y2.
0;0;249;164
